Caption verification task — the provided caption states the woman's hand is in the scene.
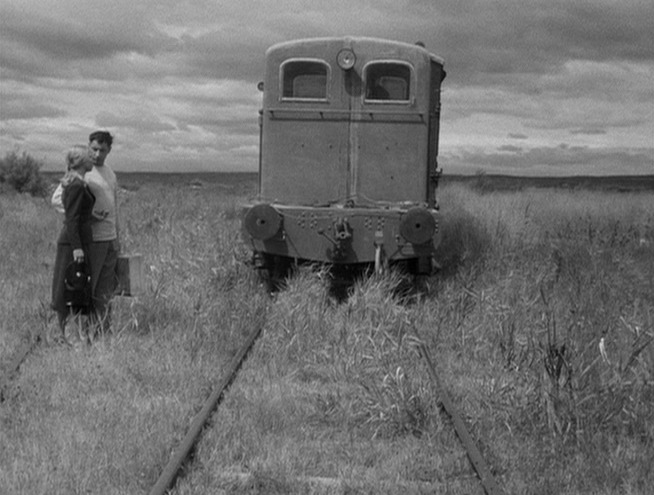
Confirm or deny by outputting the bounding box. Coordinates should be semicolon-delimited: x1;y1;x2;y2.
73;249;85;263
92;209;109;221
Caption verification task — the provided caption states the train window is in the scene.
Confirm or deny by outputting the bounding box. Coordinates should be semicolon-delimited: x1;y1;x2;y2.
365;63;411;101
282;60;329;99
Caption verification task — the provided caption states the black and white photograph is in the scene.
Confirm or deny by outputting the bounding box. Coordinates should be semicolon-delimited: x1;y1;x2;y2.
1;1;652;493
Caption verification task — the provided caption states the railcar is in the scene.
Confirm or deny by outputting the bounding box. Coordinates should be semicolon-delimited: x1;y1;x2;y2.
241;37;446;286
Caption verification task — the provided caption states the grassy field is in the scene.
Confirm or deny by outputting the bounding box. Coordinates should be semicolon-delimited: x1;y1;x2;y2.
1;174;653;494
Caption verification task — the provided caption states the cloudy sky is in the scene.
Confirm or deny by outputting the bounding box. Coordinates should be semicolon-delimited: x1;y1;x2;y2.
1;0;652;175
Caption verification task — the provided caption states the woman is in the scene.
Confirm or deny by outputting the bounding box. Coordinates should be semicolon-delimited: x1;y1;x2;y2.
51;145;95;344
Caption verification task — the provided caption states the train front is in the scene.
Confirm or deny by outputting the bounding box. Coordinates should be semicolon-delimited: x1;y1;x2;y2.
242;37;445;277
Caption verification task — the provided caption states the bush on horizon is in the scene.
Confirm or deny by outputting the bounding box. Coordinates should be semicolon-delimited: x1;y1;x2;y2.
0;149;49;197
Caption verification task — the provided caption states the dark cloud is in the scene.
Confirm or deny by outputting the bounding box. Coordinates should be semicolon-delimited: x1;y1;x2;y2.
534;2;653;61
508;133;529;140
525;111;647;131
95;111;176;133
0;3;177;81
427;0;654;84
173;91;260;109
570;128;607;135
498;145;523;153
0;96;67;120
3;16;131;60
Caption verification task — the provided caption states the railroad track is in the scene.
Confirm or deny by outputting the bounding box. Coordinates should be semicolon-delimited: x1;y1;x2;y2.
417;341;505;495
0;315;91;402
1;309;504;494
0;328;43;402
148;320;504;495
149;313;265;495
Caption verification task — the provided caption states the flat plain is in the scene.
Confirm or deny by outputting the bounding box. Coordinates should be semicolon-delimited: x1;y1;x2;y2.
1;173;653;494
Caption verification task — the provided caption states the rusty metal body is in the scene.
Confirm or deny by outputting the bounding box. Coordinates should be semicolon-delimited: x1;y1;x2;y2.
242;37;445;279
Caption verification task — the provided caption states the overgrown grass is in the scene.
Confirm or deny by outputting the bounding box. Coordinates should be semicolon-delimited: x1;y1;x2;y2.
1;178;652;494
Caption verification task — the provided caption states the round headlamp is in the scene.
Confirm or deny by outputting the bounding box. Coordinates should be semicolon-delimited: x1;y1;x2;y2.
244;203;282;240
337;49;356;70
399;207;436;245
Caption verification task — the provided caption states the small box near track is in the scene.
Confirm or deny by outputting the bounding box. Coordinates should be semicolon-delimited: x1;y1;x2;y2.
115;253;144;296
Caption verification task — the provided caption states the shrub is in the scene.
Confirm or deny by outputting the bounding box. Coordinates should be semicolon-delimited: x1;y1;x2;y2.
0;149;49;197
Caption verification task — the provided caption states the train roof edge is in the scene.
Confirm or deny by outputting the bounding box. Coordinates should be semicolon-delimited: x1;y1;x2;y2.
265;36;445;66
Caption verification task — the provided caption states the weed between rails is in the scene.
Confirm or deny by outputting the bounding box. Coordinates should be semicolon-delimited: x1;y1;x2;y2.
259;270;435;439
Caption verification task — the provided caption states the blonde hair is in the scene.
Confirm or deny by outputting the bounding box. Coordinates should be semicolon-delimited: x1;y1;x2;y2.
65;144;89;171
61;145;89;187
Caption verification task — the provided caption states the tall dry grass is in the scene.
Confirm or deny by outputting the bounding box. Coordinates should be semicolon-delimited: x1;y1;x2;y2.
1;177;652;494
1;178;268;494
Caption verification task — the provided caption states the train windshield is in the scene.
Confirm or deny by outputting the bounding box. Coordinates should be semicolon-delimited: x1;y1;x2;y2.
282;60;329;99
365;62;411;101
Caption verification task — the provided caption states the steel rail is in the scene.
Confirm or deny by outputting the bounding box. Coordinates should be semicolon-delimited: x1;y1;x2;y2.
418;342;505;495
149;313;266;495
0;329;43;402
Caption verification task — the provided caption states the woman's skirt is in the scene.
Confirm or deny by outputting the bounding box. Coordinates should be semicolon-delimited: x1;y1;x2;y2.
51;243;92;315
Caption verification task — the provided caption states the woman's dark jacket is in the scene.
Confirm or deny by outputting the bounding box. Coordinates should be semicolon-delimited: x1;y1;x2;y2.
58;177;95;247
51;177;95;314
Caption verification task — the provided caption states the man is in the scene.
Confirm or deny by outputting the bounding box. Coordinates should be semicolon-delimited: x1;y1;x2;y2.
85;130;120;333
